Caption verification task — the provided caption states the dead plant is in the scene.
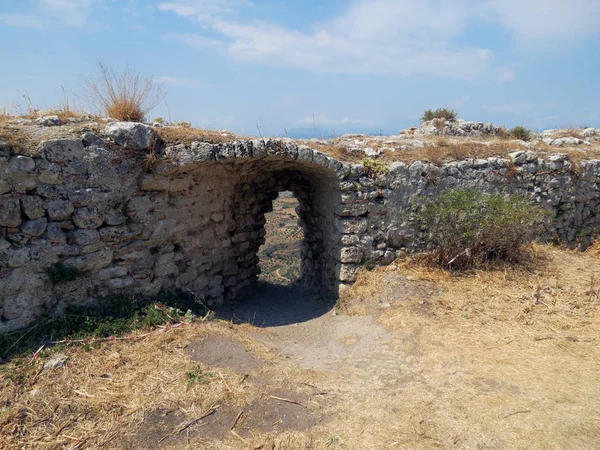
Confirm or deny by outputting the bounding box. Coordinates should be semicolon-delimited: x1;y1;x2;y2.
81;62;165;122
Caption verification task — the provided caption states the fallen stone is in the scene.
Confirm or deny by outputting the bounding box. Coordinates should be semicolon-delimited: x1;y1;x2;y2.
103;122;156;149
44;354;68;370
35;115;63;127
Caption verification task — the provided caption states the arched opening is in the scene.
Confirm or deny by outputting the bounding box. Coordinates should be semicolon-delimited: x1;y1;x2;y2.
258;191;303;286
211;157;343;326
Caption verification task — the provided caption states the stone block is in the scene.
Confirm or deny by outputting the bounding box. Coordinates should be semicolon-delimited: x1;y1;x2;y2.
73;207;104;229
46;200;74;221
0;198;21;227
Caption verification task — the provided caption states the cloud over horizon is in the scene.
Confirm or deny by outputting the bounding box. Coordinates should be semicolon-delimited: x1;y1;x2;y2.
158;0;600;80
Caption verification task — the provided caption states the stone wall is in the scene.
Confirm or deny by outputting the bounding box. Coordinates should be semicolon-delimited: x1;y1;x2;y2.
1;125;599;332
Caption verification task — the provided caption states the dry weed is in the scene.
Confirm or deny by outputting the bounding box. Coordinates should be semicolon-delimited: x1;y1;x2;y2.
155;125;240;146
82;62;165;122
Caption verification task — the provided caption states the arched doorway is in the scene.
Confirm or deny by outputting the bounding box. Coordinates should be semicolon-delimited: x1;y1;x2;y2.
258;190;303;285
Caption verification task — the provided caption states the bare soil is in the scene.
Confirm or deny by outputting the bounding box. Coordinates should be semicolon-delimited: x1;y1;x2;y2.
186;333;263;374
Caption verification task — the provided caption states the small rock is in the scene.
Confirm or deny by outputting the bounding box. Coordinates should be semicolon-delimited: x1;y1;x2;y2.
21;218;47;237
0;141;11;157
105;212;126;226
73;207;104;229
6;155;35;173
364;147;381;157
509;151;527;164
582;128;597;138
44;354;68;370
103;122;156;149
47;200;74;221
81;132;106;148
35;115;63;127
551;137;587;147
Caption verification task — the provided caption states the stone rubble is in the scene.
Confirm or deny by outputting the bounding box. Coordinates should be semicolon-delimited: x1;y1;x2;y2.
401;119;506;137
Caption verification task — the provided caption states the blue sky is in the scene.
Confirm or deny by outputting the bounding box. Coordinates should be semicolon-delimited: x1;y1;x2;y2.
0;0;599;137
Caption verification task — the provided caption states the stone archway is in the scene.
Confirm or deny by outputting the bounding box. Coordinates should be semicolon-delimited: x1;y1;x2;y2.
227;162;342;300
142;139;347;307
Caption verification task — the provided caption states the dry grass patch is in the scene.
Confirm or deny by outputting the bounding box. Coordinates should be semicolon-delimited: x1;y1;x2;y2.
549;128;585;139
0;322;314;449
381;140;525;165
0;114;29;154
298;141;359;163
341;244;600;449
155;125;241;146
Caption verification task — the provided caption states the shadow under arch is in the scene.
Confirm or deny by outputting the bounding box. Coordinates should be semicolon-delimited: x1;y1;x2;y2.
215;283;336;327
214;155;343;324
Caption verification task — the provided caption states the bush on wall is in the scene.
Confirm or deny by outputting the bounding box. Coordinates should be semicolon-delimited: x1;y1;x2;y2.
418;188;550;269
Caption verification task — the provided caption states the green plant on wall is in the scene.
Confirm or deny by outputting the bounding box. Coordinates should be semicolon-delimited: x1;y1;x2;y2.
509;126;531;141
421;108;458;122
361;158;389;178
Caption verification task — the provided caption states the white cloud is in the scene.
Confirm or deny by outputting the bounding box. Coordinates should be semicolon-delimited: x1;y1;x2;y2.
0;13;47;29
36;0;98;27
158;0;252;17
484;0;600;41
163;32;224;48
162;0;492;79
160;0;600;79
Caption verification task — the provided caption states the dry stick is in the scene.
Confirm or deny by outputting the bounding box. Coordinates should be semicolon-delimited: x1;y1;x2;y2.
230;429;249;443
504;410;532;418
269;395;306;408
219;371;233;394
231;411;244;430
447;248;471;266
159;402;220;443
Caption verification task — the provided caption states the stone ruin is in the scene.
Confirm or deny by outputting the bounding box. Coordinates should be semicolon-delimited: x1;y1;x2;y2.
1;122;599;332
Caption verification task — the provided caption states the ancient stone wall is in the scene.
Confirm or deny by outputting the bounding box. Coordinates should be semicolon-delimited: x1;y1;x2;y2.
1;125;599;332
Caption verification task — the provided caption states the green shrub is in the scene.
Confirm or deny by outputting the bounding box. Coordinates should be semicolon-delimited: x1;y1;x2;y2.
421;108;458;122
510;126;531;141
186;365;213;388
361;157;389;178
418;189;549;269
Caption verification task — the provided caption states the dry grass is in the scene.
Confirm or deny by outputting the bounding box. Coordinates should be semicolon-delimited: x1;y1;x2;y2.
0;322;301;449
297;141;358;163
341;243;600;449
382;140;525;166
82;62;165;122
0;114;29;153
548;128;585;139
155;125;241;146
